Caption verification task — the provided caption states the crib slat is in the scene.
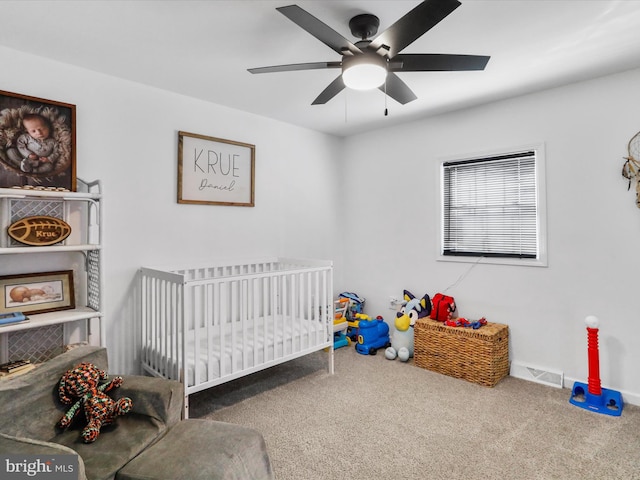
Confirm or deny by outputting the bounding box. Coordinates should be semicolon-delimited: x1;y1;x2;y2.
263;276;269;363
206;283;213;382
171;281;180;380
314;271;319;345
241;279;248;371
230;280;237;374
271;274;278;362
219;281;227;379
195;285;203;384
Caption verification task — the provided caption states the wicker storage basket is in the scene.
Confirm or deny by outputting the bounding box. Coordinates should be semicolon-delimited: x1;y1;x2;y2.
414;318;509;387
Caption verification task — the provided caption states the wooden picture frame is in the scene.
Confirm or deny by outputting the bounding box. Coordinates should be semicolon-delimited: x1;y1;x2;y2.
0;270;75;315
178;131;255;206
0;90;76;191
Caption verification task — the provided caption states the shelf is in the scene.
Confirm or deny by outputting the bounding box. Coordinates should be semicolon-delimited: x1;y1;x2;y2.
0;178;101;253
0;244;101;254
0;187;100;201
0;307;102;334
0;178;104;359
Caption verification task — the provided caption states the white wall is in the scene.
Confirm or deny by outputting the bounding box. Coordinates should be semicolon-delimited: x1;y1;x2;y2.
2;42;639;406
0;46;344;373
340;67;640;404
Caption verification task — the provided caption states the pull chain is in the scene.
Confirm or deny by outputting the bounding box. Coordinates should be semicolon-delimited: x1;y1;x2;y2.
384;77;388;116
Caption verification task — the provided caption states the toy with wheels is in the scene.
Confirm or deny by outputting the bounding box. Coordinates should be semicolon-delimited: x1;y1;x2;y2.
386;290;431;362
355;317;390;355
346;312;369;342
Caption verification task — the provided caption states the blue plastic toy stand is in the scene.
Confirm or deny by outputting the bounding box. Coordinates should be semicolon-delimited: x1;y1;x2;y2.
570;381;623;416
333;332;349;349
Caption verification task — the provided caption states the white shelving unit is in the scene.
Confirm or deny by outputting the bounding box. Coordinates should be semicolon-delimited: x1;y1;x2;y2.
0;179;103;363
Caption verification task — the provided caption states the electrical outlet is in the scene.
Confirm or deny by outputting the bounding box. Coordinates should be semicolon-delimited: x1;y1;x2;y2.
389;296;398;310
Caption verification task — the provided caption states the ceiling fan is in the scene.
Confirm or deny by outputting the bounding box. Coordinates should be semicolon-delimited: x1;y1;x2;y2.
248;0;490;105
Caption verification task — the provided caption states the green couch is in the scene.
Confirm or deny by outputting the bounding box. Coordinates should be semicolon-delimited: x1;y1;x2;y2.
0;345;273;480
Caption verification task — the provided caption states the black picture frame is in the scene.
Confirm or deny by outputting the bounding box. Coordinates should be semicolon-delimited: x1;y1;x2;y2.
0;90;76;191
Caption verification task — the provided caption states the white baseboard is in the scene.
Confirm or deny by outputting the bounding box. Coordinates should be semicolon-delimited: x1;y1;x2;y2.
509;361;640;407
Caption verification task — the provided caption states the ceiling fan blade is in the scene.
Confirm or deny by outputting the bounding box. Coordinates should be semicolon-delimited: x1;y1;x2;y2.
390;54;490;72
312;76;346;105
368;0;461;58
380;73;417;105
248;61;341;74
277;5;362;56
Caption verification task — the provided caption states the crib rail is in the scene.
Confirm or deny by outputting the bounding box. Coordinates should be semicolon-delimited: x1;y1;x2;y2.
140;258;333;415
140;268;184;381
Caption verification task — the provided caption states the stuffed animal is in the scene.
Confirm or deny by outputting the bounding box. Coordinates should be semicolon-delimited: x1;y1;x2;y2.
430;293;457;322
385;290;431;362
57;362;133;443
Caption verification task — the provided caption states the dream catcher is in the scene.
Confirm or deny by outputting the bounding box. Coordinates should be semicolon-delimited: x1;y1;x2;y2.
622;130;640;208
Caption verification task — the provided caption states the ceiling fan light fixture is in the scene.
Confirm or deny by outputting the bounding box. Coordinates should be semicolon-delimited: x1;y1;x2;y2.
250;2;490;105
342;54;387;90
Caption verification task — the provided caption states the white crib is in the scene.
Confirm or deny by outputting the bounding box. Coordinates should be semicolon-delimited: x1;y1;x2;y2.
140;257;334;417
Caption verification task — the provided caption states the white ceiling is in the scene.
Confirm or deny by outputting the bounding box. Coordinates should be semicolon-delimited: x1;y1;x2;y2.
1;0;640;137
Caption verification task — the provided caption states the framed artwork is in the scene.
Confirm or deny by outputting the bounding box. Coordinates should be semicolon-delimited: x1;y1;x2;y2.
0;270;75;315
178;131;255;206
0;90;76;191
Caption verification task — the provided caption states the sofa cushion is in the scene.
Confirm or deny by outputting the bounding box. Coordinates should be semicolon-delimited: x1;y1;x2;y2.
115;419;274;480
0;346;185;480
0;433;87;480
0;346;108;440
54;413;167;480
112;375;183;430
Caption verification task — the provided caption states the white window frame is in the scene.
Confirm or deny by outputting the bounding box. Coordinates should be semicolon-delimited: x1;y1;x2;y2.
438;143;548;267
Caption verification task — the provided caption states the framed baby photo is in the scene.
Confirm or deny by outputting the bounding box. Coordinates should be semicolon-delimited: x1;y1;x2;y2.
0;270;75;315
178;131;255;207
0;90;76;191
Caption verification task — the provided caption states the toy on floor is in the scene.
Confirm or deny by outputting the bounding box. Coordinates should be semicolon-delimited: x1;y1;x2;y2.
569;316;623;416
339;292;366;341
339;292;365;320
385;290;431;362
355;316;390;355
57;362;133;443
346;312;368;342
333;298;351;349
333;332;350;349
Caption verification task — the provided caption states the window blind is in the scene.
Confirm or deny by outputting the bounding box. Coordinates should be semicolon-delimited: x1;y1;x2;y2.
442;151;537;259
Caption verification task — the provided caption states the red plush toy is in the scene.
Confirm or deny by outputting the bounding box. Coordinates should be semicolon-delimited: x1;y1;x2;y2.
57;362;133;443
430;293;457;322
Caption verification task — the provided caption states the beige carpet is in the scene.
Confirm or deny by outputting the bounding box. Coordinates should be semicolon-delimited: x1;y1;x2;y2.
190;346;640;480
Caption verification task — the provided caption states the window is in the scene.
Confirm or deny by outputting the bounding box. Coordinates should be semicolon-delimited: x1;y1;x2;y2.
440;146;547;266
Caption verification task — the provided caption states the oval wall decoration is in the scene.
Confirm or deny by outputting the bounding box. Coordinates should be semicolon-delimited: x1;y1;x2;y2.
7;215;72;246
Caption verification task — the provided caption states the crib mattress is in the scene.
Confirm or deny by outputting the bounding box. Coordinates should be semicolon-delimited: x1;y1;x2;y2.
144;315;327;387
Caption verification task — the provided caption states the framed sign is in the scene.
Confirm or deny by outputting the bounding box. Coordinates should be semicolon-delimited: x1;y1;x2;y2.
0;270;75;315
0;90;76;191
178;131;255;206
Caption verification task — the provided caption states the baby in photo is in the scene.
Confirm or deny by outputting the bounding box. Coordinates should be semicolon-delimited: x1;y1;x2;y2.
7;113;60;174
